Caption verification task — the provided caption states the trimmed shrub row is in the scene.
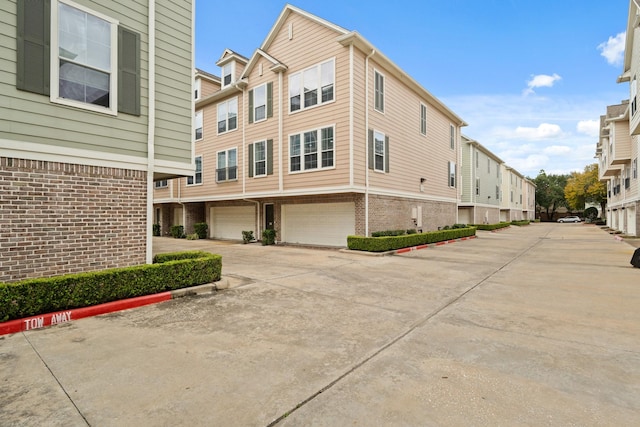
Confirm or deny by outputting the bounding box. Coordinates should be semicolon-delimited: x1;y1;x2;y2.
348;227;476;252
0;251;221;322
472;222;511;231
510;220;531;227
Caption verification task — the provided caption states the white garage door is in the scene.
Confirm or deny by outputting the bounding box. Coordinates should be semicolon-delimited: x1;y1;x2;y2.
282;202;355;247
210;206;255;240
627;206;637;236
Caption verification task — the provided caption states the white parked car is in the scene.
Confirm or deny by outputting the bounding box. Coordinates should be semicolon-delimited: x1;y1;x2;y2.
557;216;581;223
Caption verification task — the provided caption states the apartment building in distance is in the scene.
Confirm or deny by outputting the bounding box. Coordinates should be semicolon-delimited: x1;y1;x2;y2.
154;4;468;247
0;0;195;282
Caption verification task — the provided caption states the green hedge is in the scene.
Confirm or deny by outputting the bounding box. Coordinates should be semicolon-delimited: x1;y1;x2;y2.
347;227;476;252
0;251;221;322
472;222;511;231
510;220;531;226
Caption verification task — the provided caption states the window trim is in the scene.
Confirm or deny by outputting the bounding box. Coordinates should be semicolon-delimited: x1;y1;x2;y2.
216;147;237;183
374;69;385;113
187;155;203;186
288;58;335;114
154;180;168;189
50;0;119;115
221;62;234;88
253;83;267;123
195;77;201;100
448;161;456;188
253;140;268;178
373;129;386;172
450;124;455;150
288;125;336;174
217;97;238;135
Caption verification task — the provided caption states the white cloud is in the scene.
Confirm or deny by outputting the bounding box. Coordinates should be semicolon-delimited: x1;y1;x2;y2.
523;73;561;95
543;145;572;155
598;32;626;66
515;123;563;140
576;120;600;137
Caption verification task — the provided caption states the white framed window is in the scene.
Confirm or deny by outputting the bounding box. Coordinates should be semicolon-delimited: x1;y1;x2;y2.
51;0;118;115
475;178;480;196
187;156;202;185
420;103;427;135
154;180;167;189
253;83;267;122
216;148;237;182
450;124;455;149
195;110;203;140
253;141;267;177
374;70;384;112
289;58;334;112
221;62;234;87
195;77;201;100
448;161;456;188
217;97;238;134
487;158;491;173
475;151;478;168
289;125;335;173
373;130;386;172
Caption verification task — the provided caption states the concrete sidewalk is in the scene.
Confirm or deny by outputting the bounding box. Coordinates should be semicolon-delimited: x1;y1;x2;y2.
1;223;639;426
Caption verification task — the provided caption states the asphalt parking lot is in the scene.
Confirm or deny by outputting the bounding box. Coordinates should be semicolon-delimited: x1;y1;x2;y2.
2;223;639;426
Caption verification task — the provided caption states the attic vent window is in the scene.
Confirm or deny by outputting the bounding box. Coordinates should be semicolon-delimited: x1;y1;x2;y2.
289;22;293;40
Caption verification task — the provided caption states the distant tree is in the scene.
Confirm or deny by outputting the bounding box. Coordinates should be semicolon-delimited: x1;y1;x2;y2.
533;170;568;221
564;164;606;215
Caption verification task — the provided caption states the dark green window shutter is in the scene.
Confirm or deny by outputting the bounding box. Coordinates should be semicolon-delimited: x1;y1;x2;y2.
367;129;374;170
248;143;254;177
267;139;273;175
16;0;50;95
266;82;273;118
118;26;141;116
384;135;390;173
248;89;254;124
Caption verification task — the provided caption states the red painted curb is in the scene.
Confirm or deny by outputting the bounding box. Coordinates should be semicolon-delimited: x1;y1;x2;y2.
0;292;172;336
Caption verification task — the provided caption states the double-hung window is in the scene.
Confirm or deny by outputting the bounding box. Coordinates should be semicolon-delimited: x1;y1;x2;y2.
289;59;334;112
217;97;238;134
633;158;638;179
374;131;385;171
187;156;202;185
420;103;427;135
253;84;267;122
448;161;456;188
374;70;384;112
289;126;335;172
216;148;237;182
195;110;203;140
154;180;167;189
53;0;118;114
253;141;267;177
221;63;233;87
475;178;480;196
450;124;455;149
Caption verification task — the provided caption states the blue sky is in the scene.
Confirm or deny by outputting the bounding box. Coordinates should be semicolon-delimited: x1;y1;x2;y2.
195;1;629;178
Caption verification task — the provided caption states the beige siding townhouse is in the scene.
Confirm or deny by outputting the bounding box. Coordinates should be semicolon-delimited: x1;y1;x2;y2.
500;165;525;222
0;0;194;282
459;135;504;224
154;4;467;247
522;178;536;221
596;101;638;235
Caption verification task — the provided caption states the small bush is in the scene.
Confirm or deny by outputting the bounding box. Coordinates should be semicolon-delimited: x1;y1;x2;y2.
371;229;407;237
348;227;476;252
0;251;222;322
472;222;511;231
262;229;276;245
170;225;184;239
406;229;417;235
153;223;161;236
186;233;199;240
452;224;467;229
194;223;208;239
242;230;254;244
510;220;530;227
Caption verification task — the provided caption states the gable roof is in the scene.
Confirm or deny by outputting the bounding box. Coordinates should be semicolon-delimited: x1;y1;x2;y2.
240;49;287;80
216;48;249;67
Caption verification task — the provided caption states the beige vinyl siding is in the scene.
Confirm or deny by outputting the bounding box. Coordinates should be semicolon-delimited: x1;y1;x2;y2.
460;143;473;203
366;59;458;200
0;0;150;158
269;13;352;191
154;0;192;164
201;79;220;98
351;48;367;187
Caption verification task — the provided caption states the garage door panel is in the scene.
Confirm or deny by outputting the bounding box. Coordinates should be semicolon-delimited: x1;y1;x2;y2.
282;202;355;247
211;206;255;240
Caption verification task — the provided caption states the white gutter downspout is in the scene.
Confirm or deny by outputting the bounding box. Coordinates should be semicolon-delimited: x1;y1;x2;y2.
278;70;284;193
145;0;156;264
364;49;375;237
349;44;354;187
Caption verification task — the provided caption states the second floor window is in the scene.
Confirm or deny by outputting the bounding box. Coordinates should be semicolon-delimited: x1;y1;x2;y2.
253;141;267;177
448;161;456;188
187;156;202;185
475;178;480;196
218;98;238;134
216;148;237;182
289;59;334;112
450;124;455;149
154;180;167;189
249;83;272;123
195;110;203;140
289;126;335;172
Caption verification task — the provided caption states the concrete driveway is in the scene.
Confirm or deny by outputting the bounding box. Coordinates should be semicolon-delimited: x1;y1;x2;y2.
1;223;639;426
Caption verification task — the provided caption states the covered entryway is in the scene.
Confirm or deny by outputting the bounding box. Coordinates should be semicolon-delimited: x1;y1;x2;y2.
210;206;255;240
281;202;355;247
457;208;472;225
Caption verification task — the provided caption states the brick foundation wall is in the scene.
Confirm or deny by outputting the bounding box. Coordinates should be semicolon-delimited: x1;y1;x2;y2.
184;202;206;235
368;195;456;234
0;157;147;283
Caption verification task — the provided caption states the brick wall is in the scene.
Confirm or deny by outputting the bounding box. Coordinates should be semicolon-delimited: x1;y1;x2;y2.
184;202;205;235
368;195;456;234
0;157;147;283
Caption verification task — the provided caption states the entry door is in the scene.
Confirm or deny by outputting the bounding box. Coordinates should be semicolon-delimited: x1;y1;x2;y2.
265;204;274;230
